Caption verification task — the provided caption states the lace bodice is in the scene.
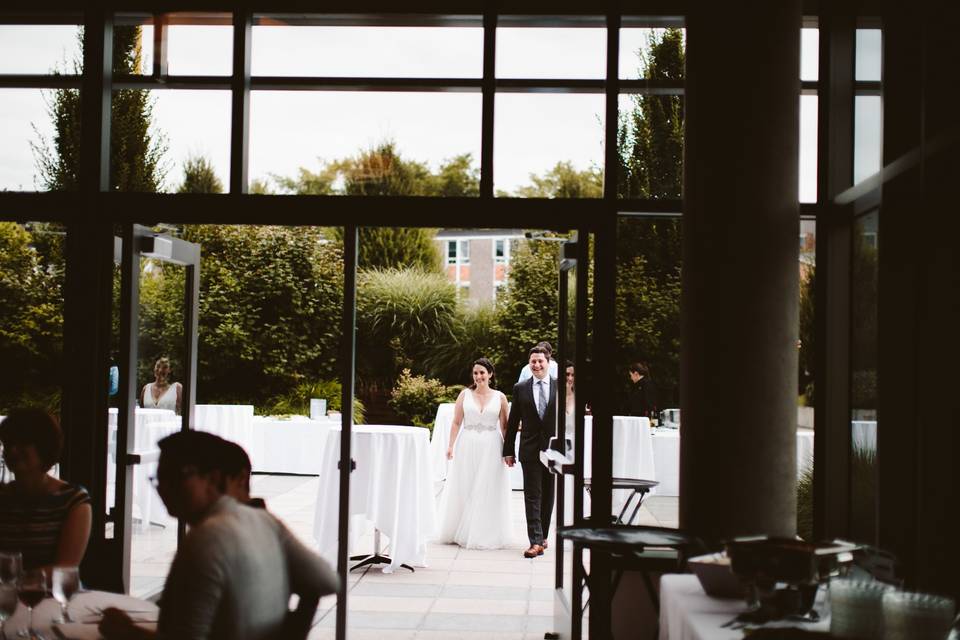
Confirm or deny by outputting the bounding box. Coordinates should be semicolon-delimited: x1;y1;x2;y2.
461;389;502;432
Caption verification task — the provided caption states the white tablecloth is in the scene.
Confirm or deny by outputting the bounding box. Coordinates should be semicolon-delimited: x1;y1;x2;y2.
572;416;656;523
852;420;877;452
3;589;158;639
194;404;256;465
430;402;524;490
107;408;181;527
659;574;827;640
250;416;334;475
649;429;821;498
314;424;436;573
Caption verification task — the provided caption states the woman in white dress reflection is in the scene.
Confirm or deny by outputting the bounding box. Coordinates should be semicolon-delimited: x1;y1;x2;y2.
140;357;182;415
437;358;513;549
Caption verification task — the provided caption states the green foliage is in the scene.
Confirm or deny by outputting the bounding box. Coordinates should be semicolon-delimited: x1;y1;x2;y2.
178;155;224;194
423;303;500;386
356;269;458;388
264;379;365;424
33;26;166;192
0;223;65;413
514;161;603;198
493;239;562;384
389;369;454;430
328;226;441;273
799;266;815;401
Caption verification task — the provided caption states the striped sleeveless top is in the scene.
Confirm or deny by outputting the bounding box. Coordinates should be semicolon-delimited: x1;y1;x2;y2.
0;481;91;570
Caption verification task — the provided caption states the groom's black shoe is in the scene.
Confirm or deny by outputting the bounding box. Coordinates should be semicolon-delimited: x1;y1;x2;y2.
524;544;544;558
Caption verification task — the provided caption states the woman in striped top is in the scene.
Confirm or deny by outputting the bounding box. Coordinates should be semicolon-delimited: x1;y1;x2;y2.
0;408;92;572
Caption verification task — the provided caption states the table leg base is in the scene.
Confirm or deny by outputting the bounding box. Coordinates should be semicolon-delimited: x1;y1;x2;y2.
349;554;415;573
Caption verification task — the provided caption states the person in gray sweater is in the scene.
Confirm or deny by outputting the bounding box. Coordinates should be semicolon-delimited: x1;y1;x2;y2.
101;431;339;640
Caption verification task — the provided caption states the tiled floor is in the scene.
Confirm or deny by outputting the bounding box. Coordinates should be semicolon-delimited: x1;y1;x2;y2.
129;475;679;638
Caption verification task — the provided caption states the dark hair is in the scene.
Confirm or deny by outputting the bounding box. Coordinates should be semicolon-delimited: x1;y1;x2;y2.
0;408;64;472
629;362;650;376
536;341;553;357
529;346;550;359
218;439;252;478
157;430;228;477
469;357;496;390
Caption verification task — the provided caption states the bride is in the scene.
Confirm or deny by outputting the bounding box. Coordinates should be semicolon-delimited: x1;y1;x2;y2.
437;357;513;549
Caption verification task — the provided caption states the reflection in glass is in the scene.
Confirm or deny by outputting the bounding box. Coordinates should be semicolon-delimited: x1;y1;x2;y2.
850;211;879;545
497;26;606;79
0;25;82;75
252;24;482;78
854;95;882;184
250;91;481;195
495;94;604;197
855;29;882;81
117;14;233;76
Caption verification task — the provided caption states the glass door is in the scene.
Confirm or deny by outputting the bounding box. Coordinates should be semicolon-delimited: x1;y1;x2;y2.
114;224;199;595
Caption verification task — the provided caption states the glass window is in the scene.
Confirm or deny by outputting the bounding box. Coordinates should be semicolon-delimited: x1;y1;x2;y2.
800;27;819;81
252;22;483;78
447;240;457;263
459;239;470;263
799;95;819;203
495;239;506;261
619;27;686;80
496;24;606;79
115;14;233;76
0;24;83;75
250;91;481;196
617;94;683;199
0;88;80;192
495;94;604;197
854;95;882;184
855;29;882;81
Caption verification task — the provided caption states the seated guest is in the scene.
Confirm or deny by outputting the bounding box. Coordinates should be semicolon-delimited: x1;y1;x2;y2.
218;438;266;509
0;409;92;571
101;430;338;640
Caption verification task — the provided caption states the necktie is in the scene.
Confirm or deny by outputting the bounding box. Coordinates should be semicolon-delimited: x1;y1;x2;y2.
537;380;547;419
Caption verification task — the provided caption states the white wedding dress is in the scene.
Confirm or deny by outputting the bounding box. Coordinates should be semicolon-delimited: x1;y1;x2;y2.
437;389;513;549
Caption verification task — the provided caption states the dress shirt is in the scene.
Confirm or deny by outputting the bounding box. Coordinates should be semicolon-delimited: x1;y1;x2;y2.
518;359;559;384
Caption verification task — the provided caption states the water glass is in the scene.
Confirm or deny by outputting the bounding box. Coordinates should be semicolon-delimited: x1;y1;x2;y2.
52;566;80;623
18;568;47;639
830;579;892;639
882;590;955;640
0;552;21;584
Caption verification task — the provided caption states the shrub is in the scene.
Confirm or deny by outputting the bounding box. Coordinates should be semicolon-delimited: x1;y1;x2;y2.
423;303;500;386
389;369;454;431
264;379;365;424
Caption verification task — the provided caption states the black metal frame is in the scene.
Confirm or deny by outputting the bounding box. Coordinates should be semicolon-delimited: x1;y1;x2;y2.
0;5;863;639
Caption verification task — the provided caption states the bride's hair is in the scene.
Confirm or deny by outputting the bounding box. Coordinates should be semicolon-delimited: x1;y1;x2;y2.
469;357;496;390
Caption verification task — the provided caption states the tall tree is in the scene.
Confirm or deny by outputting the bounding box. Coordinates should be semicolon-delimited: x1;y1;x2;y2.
33;26;166;191
178;154;223;194
514;161;603;198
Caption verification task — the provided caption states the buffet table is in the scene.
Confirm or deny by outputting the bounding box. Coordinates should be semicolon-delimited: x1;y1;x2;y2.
430;402;524;491
249;416;334;475
659;574;828;640
314;424;436;573
3;590;158;639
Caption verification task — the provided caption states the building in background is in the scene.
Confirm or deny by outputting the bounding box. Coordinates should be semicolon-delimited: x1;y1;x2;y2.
436;229;524;304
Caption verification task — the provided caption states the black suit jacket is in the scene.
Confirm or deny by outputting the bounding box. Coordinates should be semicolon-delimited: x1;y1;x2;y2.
503;376;558;463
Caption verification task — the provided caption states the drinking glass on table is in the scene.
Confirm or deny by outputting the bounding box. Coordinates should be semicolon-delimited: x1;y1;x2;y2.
52;566;80;623
0;582;18;640
17;568;46;639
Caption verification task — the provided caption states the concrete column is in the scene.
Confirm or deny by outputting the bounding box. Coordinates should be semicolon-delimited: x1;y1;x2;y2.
680;1;801;541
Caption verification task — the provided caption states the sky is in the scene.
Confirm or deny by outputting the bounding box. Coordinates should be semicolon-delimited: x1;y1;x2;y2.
0;23;882;198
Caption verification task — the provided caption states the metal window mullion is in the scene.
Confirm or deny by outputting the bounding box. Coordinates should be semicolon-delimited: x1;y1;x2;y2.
480;12;496;198
230;9;252;194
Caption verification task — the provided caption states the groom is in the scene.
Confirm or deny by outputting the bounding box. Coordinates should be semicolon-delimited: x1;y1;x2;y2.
503;346;557;558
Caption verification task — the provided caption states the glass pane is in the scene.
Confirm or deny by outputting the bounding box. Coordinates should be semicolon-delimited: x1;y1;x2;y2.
619;27;686;80
799;94;819;203
495;94;604;197
615;216;681;525
0;88;81;192
252;23;483;78
250;92;481;196
0;25;83;75
801;27;819;81
111;90;231;193
116;14;233;76
497;26;606;79
854;95;882;184
850;211;879;545
617;93;684;199
856;29;882;81
797;219;816;539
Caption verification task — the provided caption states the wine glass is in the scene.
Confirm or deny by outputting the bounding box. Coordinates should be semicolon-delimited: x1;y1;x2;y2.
17;568;46;639
52;566;80;623
0;552;21;585
0;583;18;640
